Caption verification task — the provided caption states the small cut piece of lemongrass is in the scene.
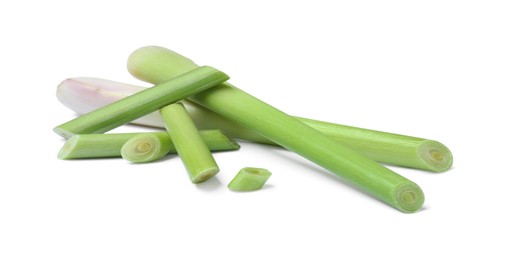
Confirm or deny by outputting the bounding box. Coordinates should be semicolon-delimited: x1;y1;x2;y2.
58;130;240;160
228;167;272;191
53;66;228;139
120;133;172;163
160;103;220;183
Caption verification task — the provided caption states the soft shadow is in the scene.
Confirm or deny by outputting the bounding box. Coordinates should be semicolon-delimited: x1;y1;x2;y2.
195;176;222;191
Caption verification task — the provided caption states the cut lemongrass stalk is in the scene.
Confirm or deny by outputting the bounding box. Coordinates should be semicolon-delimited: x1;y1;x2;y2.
57;77;452;172
120;133;172;163
127;46;425;213
53;66;228;139
160;103;220;183
58;130;240;160
228;167;272;191
58;133;137;159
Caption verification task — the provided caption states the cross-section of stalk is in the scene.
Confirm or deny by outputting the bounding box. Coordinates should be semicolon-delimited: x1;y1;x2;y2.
120;133;172;163
160;103;220;183
53;66;228;138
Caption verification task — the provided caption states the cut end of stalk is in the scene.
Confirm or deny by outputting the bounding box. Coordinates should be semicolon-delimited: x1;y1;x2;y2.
53;126;74;139
121;134;166;163
191;167;220;184
418;140;453;172
228;167;272;191
57;135;79;159
394;182;425;213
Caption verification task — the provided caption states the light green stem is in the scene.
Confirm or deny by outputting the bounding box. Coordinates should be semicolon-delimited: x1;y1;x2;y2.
228;167;272;191
127;46;425;213
53;66;228;138
58;130;239;160
160;103;220;183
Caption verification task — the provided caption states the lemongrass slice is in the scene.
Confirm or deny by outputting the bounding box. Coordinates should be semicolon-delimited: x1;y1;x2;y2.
160;103;219;183
228;167;272;191
53;66;228;138
58;130;239;160
127;46;425;213
56;77;452;172
120;133;172;163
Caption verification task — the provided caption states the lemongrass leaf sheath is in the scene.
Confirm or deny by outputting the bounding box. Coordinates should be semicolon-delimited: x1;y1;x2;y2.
57;77;452;172
58;130;239;160
127;46;425;213
228;167;272;191
53;66;228;139
160;103;220;184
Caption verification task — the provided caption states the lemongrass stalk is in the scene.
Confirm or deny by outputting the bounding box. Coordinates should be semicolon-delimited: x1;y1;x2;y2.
56;77;452;172
58;133;138;159
160;103;220;183
120;133;172;163
128;46;425;213
53;66;228;139
58;130;240;160
228;167;272;191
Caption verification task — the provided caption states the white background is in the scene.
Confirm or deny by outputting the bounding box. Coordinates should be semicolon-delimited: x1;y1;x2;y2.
1;0;504;259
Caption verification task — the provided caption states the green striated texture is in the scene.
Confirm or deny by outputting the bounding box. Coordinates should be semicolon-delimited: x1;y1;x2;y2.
58;130;240;160
228;167;272;191
58;133;138;159
53;66;228;139
298;117;453;172
56;77;453;172
127;46;425;213
160;103;220;184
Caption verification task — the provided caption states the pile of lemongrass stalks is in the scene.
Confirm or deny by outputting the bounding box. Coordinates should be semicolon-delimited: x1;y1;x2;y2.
54;46;453;213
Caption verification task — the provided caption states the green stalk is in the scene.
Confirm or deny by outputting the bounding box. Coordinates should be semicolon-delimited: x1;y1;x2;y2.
160;103;220;183
298;118;453;172
58;130;240;160
228;167;272;191
53;66;228;138
57;77;453;172
127;46;425;213
58;133;137;159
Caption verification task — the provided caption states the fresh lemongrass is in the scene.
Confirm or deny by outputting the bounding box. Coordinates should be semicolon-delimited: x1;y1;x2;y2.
58;130;240;160
228;167;272;191
127;46;425;213
120;133;172;163
58;133;138;159
160;103;220;184
56;77;452;172
53;66;228;139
